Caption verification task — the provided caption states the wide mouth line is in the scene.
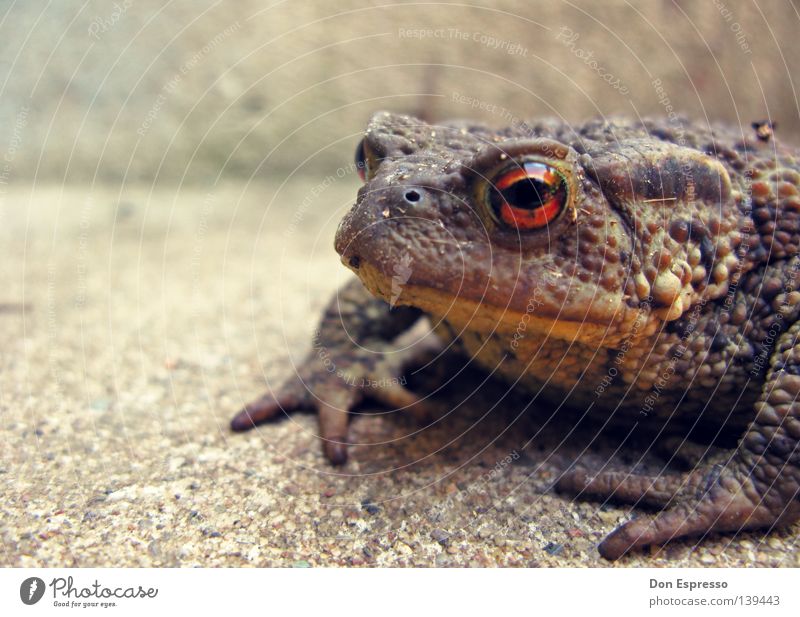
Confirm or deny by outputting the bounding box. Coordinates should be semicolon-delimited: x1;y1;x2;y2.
346;256;613;333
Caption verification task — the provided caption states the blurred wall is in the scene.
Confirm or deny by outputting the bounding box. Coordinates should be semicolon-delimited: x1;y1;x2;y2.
1;0;798;185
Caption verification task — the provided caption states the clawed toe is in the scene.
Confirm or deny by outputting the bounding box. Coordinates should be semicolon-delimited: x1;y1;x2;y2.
598;498;730;560
556;467;691;509
318;402;351;465
230;392;298;431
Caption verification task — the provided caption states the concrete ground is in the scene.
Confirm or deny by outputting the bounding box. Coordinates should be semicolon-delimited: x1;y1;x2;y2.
1;182;798;567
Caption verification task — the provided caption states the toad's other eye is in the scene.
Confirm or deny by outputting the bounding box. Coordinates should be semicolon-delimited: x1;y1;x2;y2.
487;161;568;230
355;139;369;182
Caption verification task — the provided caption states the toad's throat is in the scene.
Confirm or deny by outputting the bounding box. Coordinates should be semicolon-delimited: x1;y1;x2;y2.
345;258;628;347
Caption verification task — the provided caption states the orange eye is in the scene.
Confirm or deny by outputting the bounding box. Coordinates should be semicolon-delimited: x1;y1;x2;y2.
488;162;568;230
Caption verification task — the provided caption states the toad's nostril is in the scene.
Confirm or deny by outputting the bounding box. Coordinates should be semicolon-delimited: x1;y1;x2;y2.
348;255;361;269
403;189;422;203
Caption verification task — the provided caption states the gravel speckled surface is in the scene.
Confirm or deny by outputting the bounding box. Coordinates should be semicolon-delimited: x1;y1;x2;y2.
2;184;798;567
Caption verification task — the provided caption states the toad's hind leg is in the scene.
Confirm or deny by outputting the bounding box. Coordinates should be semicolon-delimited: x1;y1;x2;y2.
560;321;800;559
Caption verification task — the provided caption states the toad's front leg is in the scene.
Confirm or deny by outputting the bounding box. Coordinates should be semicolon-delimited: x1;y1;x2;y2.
559;320;800;559
231;278;431;464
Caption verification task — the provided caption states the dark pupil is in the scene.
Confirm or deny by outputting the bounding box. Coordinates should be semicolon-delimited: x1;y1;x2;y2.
491;178;551;212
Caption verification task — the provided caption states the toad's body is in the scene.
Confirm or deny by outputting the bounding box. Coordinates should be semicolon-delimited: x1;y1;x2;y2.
234;113;800;559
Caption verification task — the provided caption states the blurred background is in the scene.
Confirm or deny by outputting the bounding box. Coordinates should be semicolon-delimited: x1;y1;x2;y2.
3;1;800;568
1;0;799;185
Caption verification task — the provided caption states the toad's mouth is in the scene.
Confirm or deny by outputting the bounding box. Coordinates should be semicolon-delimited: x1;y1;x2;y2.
343;256;633;347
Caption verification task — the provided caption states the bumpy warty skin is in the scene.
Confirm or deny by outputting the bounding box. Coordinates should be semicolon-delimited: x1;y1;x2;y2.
235;111;800;559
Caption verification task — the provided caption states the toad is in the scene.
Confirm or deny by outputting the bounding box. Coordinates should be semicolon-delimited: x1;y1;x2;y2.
232;112;800;559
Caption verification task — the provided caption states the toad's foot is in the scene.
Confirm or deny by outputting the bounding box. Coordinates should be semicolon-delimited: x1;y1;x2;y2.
557;463;793;559
231;278;435;465
559;320;800;559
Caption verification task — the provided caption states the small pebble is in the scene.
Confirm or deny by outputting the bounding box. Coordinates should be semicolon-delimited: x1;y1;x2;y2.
431;528;450;546
544;542;564;556
361;499;380;515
